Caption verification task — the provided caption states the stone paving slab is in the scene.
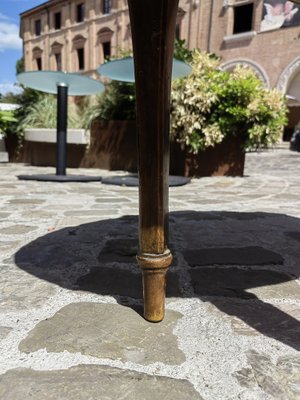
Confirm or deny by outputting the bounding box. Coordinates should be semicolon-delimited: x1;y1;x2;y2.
0;225;38;235
206;299;300;348
19;303;185;365
234;351;300;400
183;246;284;266
0;364;203;400
0;327;11;341
0;150;300;399
0;264;58;312
190;268;300;300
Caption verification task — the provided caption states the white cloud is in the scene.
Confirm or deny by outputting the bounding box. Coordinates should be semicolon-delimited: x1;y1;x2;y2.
0;82;23;95
0;13;11;21
0;15;22;52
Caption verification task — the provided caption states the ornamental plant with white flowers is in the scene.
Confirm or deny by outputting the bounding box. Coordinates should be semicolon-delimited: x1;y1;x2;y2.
171;49;288;154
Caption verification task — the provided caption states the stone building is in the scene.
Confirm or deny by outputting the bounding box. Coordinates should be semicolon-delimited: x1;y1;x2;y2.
20;0;131;78
20;0;300;133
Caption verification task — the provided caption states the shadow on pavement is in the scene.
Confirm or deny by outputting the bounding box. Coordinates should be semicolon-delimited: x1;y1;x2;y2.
14;211;300;351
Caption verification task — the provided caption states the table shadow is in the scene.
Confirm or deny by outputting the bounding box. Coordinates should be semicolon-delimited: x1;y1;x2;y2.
14;211;300;351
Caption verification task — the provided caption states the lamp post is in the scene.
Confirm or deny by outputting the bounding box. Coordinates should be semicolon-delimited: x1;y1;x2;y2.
56;83;68;176
127;0;179;322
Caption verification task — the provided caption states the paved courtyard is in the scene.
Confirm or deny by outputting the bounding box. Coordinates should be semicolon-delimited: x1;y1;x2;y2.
0;147;299;399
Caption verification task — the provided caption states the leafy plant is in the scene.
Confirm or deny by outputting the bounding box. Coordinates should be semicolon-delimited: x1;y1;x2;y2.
83;81;136;126
171;49;288;153
19;94;86;130
82;40;188;125
173;39;193;63
16;57;25;75
83;41;288;153
0;83;42;140
0;110;17;135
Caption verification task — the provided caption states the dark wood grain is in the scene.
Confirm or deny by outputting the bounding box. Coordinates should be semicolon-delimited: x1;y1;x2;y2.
128;0;179;321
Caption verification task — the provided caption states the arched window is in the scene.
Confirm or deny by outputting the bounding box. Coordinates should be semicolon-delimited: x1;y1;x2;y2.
32;46;43;70
97;28;113;62
73;35;87;71
220;59;269;88
51;42;63;71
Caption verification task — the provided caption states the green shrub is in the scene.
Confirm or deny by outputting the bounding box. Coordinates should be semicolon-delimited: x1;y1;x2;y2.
82;40;189;125
83;81;136;127
171;49;288;153
0;110;17;135
83;41;288;154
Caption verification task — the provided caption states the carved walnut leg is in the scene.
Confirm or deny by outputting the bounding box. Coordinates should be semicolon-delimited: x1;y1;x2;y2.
127;0;179;322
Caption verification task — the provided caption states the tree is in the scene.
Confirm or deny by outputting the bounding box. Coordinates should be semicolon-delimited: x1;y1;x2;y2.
16;57;24;75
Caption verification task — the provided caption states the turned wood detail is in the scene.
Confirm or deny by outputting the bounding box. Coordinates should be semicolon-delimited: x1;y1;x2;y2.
137;250;173;322
127;0;179;322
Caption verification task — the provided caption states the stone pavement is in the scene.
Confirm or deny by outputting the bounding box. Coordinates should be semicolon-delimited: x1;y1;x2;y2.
0;148;299;400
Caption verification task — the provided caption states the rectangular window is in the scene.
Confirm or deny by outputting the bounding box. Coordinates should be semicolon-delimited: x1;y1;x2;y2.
55;53;62;71
54;12;61;30
77;48;84;70
102;41;111;60
35;19;41;36
76;3;85;22
103;0;112;14
36;57;42;70
233;3;254;34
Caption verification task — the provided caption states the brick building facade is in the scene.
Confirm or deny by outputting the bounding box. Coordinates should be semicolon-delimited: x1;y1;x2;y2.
20;0;300;132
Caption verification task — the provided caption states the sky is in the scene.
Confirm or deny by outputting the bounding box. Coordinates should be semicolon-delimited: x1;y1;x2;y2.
0;0;43;96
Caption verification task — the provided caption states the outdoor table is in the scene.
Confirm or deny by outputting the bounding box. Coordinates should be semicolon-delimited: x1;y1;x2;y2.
17;71;104;182
97;56;191;83
127;0;180;322
16;0;182;323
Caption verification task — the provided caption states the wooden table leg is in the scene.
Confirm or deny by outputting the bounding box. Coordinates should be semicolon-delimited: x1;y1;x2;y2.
127;0;179;322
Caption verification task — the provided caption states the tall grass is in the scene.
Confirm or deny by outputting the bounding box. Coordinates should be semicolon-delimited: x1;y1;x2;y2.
20;94;86;130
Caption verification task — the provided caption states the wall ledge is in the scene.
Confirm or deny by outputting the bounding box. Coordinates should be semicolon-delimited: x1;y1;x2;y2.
24;128;89;144
224;31;256;43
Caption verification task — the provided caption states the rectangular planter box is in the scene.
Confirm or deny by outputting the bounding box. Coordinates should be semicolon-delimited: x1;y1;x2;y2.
24;128;89;144
5;122;246;177
81;120;138;172
170;135;246;177
22;128;89;168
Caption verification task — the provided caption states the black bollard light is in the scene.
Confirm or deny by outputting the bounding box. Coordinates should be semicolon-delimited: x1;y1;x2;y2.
56;84;68;176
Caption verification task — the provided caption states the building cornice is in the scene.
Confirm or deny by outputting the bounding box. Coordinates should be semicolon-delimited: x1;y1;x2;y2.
20;0;63;17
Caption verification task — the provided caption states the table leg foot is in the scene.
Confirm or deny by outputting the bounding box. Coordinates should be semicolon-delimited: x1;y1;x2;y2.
137;251;172;322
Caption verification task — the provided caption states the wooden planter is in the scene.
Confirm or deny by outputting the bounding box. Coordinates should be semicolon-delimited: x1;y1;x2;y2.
170;134;246;177
21;128;88;168
6;121;246;177
81;120;138;172
4;134;24;162
85;121;245;177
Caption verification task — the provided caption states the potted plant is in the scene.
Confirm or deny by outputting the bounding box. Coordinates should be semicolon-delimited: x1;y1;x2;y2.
20;94;88;167
81;81;138;171
0;109;18;162
170;49;288;177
